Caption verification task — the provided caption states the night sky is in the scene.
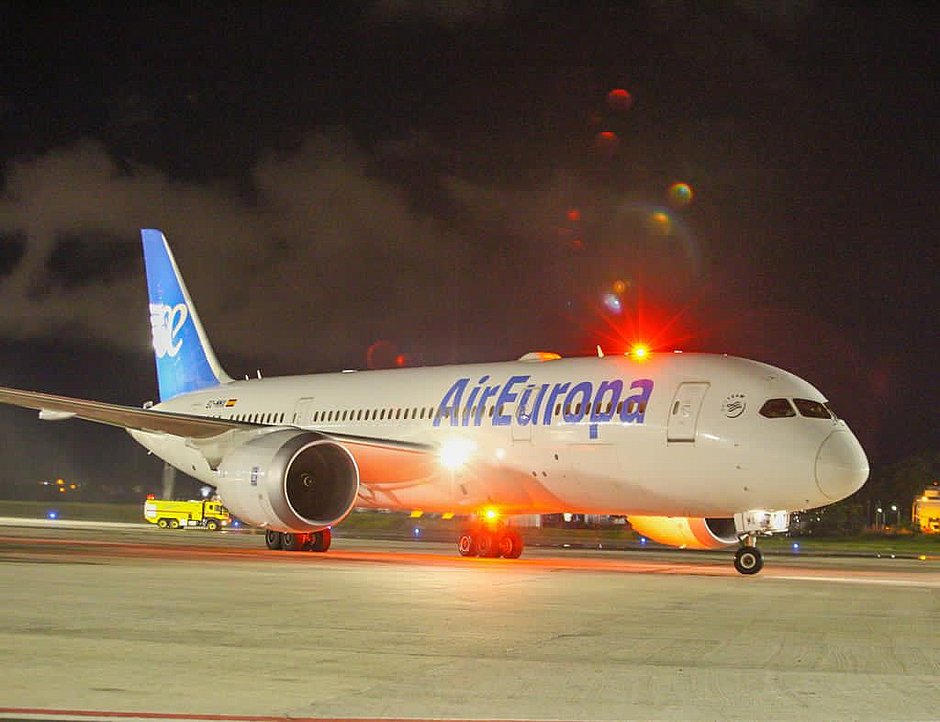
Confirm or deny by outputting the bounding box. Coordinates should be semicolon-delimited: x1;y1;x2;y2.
0;3;937;495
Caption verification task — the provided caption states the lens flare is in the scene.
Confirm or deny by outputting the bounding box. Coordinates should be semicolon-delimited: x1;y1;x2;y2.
595;131;620;155
602;292;622;314
668;182;694;207
647;211;671;235
606;88;633;112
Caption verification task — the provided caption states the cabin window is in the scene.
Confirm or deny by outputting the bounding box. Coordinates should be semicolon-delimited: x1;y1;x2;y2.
759;398;796;418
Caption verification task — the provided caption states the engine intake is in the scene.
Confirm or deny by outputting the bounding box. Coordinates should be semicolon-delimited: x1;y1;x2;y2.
216;429;359;532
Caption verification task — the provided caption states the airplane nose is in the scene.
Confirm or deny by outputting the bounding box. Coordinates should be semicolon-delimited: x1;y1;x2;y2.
816;431;869;501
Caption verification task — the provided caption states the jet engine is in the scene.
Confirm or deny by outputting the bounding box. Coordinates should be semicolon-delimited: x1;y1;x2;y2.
627;516;739;550
216;429;359;532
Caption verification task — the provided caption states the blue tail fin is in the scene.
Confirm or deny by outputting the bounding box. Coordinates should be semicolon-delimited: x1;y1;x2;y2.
141;229;231;401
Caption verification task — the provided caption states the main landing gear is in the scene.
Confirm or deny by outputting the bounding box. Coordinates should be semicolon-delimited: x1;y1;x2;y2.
733;534;764;575
457;523;524;559
264;529;332;553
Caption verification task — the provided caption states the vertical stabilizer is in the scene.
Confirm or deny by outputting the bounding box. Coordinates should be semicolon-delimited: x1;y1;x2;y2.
141;229;232;401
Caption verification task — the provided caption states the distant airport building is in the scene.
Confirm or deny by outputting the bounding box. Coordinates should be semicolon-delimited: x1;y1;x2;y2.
912;485;940;533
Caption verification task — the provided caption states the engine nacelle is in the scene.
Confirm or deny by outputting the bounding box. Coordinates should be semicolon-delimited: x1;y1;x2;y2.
216;429;359;532
627;516;739;550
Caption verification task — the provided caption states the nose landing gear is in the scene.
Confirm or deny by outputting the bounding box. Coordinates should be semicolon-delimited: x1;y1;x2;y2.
730;511;790;575
733;542;764;575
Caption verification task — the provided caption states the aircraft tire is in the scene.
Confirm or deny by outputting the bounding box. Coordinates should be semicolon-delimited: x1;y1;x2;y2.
457;531;478;557
264;529;283;550
282;532;307;551
309;529;332;552
477;529;501;558
734;546;764;575
498;528;524;559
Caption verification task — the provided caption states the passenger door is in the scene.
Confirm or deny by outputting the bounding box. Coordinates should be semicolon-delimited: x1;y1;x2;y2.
292;397;315;426
667;382;709;442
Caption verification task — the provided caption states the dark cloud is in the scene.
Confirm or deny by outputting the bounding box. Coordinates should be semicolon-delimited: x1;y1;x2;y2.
367;0;506;26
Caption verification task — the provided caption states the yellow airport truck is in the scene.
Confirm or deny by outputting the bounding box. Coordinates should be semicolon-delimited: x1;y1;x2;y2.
144;497;231;530
913;486;940;534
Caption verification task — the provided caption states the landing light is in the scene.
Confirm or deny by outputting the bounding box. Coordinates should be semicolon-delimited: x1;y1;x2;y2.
439;438;476;470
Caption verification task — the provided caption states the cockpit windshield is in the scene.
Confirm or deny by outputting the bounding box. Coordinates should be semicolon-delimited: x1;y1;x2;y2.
759;398;796;418
794;398;832;419
761;397;834;420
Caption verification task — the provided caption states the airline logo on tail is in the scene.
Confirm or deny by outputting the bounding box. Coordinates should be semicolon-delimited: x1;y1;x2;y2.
150;303;189;358
141;229;230;401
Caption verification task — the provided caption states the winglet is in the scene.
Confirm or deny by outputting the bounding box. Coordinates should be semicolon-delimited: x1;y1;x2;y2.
141;229;231;401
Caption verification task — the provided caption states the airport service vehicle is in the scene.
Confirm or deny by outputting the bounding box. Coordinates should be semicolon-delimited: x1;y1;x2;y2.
143;497;230;530
913;486;940;533
0;229;870;574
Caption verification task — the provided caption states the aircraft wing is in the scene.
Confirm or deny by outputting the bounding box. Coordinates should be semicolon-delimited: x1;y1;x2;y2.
0;384;435;468
0;386;248;438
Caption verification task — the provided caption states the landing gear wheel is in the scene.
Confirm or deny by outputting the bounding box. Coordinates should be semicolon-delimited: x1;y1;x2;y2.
157;518;169;529
309;529;332;552
205;519;220;531
265;529;283;550
282;532;307;551
476;530;501;558
734;546;764;575
457;531;478;557
498;528;524;559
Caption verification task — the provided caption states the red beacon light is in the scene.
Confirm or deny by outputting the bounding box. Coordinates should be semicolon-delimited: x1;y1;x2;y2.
628;344;650;360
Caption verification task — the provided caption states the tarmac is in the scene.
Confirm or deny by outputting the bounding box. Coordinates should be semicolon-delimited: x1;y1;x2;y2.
0;521;938;721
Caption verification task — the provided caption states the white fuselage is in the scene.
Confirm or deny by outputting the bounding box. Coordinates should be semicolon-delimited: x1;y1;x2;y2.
130;352;868;518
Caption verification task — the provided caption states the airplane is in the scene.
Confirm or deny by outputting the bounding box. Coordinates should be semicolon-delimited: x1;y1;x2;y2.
0;229;869;574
